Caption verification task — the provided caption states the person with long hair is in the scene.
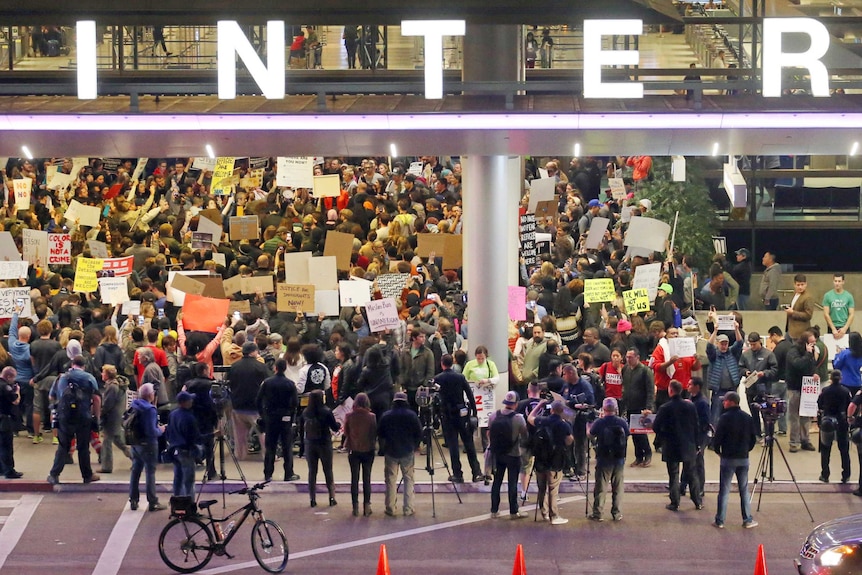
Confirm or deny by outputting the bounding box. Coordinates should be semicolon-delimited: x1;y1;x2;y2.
463;345;500;462
301;389;340;507
343;393;377;516
356;346;394;420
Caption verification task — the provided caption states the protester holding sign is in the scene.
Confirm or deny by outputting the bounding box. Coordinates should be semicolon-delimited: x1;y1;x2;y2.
785;331;819;453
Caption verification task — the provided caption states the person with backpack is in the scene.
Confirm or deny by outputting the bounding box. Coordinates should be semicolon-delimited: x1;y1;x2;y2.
127;383;166;511
99;364;131;474
528;399;573;525
488;391;528;519
47;355;102;485
588;397;630;521
166;390;201;497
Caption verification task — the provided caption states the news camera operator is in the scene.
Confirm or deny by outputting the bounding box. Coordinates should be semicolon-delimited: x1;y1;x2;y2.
0;367;22;479
433;354;483;483
738;332;777;435
561;364;595;479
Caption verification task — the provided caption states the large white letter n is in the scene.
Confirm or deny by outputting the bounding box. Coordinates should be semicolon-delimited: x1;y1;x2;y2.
218;21;285;99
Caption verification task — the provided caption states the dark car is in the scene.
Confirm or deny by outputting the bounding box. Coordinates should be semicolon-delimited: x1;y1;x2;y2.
796;513;862;574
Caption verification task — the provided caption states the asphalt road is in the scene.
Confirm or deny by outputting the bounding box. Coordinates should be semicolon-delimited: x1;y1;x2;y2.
0;489;854;575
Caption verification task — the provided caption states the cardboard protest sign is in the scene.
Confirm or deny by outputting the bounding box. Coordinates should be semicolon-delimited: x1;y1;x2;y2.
339;279;372;307
313;175;341;197
12;178;31;210
0;261;29;280
443;234;463;269
74;257;104;292
223;275;243;296
182;294;230;332
508;285;526;321
365;298;401;332
624;216;671;253
667;337;696;358
622;288;651;315
323;231;355;271
535;200;557;219
48;233;72;265
308;256;338;291
276;157;314;188
229;216;260;241
416;234;447;259
283;252;312;284
87;240;109;259
167;270;210;306
228;300;251;315
0;233;21;261
0;288;33;318
98;276;130;305
199;210;224;226
584;217;610;250
23;230;48;265
528;177;556;213
212;157;237;195
241;168;265;190
195;277;228;299
170;273;206;296
377;273;409;300
632;262;662;302
277;284;315;312
241;275;274;295
584;278;616;303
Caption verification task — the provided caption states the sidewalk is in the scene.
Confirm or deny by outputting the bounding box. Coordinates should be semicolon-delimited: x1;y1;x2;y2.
1;429;856;496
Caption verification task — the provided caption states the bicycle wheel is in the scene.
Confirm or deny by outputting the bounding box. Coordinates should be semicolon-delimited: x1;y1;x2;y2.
251;519;289;573
158;516;215;573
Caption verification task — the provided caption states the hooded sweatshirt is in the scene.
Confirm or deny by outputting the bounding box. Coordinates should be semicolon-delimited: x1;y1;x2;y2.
130;397;162;444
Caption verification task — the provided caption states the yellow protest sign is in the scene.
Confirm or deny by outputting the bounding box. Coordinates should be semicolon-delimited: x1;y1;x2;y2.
73;257;104;292
212;157;236;195
584;278;616;303
623;288;651;314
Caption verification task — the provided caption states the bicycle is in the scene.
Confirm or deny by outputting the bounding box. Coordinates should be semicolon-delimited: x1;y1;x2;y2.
158;480;288;574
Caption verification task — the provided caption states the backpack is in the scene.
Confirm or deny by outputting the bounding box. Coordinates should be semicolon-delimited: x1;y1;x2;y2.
489;411;517;457
532;423;559;470
123;405;145;446
305;363;327;392
597;421;627;460
57;374;93;426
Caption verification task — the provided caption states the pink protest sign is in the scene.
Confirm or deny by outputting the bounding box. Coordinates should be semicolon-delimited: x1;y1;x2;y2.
508;286;526;321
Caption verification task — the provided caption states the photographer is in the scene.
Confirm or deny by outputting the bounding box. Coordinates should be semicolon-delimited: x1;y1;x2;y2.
434;354;483;483
0;367;22;479
561;364;595;479
527;399;573;525
738;331;778;435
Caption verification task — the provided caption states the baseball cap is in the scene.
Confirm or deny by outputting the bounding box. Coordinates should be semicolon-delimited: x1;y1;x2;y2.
587;199;601;208
735;248;751;258
658;283;673;294
392;167;404;176
393;392;409;403
716;334;730;343
503;391;519;406
177;390;195;403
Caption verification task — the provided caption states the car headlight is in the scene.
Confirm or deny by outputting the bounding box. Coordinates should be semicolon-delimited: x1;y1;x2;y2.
821;545;856;567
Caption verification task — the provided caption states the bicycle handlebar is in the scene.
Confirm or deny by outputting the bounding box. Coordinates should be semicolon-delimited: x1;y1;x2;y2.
229;480;271;496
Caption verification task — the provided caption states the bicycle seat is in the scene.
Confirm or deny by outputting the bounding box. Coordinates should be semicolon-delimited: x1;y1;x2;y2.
198;500;218;509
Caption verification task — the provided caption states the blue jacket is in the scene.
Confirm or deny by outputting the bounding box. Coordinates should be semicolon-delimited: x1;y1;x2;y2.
51;367;99;401
706;340;743;392
832;349;862;390
130;398;162;444
8;313;33;384
166;407;200;450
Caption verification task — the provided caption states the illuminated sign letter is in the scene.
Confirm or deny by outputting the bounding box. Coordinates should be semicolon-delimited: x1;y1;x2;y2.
762;18;830;97
76;21;97;100
401;20;466;99
583;19;643;99
217;21;285;99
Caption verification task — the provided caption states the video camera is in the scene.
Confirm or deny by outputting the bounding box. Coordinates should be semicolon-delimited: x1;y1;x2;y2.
751;394;787;421
569;392;599;424
416;381;441;430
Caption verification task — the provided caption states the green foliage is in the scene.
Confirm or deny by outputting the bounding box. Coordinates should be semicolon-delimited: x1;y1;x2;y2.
635;157;719;270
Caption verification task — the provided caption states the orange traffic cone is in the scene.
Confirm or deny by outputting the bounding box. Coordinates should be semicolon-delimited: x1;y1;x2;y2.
753;544;768;575
512;544;527;575
376;544;391;575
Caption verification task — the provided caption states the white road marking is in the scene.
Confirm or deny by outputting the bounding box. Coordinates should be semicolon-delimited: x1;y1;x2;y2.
0;500;21;507
91;503;145;575
198;496;585;575
0;494;42;570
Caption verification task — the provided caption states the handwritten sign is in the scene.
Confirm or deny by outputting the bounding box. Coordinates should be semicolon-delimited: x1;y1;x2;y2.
519;214;537;266
229;216;260;241
584;278;616;303
87;240;109;259
717;314;736;331
609;178;626;200
312;174;341;197
23;230;48;265
48;233;72;265
667;337;697;358
122;300;141;316
212;157;237;195
470;384;496;428
365;298;401;332
73;257;104;292
276;157;314;189
0;288;32;318
632;262;662;301
800;376;820;417
0;261;28;280
241;275;274;295
228;299;251;315
12;178;31;210
98;276;130;305
622;288;650;314
277;283;315;312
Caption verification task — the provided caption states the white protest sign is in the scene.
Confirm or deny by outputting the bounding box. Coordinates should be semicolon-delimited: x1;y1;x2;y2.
312;175;341;197
48;233;72;265
0;288;32;318
624;216;671;253
339;279;372;307
0;232;21;261
632;262;662;302
528;177;556;213
48;170;76;191
65;200;101;227
87;240;109;259
407;162;423;176
314;290;340;317
131;157;149;181
122;300;141;316
196;216;223;245
717;314;736;331
470;383;496;428
799;376;820;417
821;334;850;361
621;205;635;223
98;276;130;305
23;229;48;266
308;256;338;291
0;261;28;280
667;337;696;358
609;178;627;200
12;178;31;210
365;298;401;332
276;157;314;188
377;273;410;300
584;217;610;250
212;252;226;267
192;157;217;171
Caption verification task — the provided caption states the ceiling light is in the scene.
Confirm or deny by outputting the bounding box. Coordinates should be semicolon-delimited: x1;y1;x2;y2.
712;142;720;156
390;143;397;158
20;145;33;160
574;143;581;157
205;144;215;159
851;141;859;156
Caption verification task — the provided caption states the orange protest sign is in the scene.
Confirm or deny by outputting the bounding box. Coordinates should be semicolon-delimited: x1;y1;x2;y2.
182;294;230;333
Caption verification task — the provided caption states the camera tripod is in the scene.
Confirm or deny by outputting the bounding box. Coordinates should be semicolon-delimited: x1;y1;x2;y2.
751;416;814;522
200;417;249;509
421;421;463;518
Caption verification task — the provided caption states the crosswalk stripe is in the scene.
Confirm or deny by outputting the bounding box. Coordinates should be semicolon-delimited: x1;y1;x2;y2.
0;500;20;507
91;503;145;575
0;495;42;570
